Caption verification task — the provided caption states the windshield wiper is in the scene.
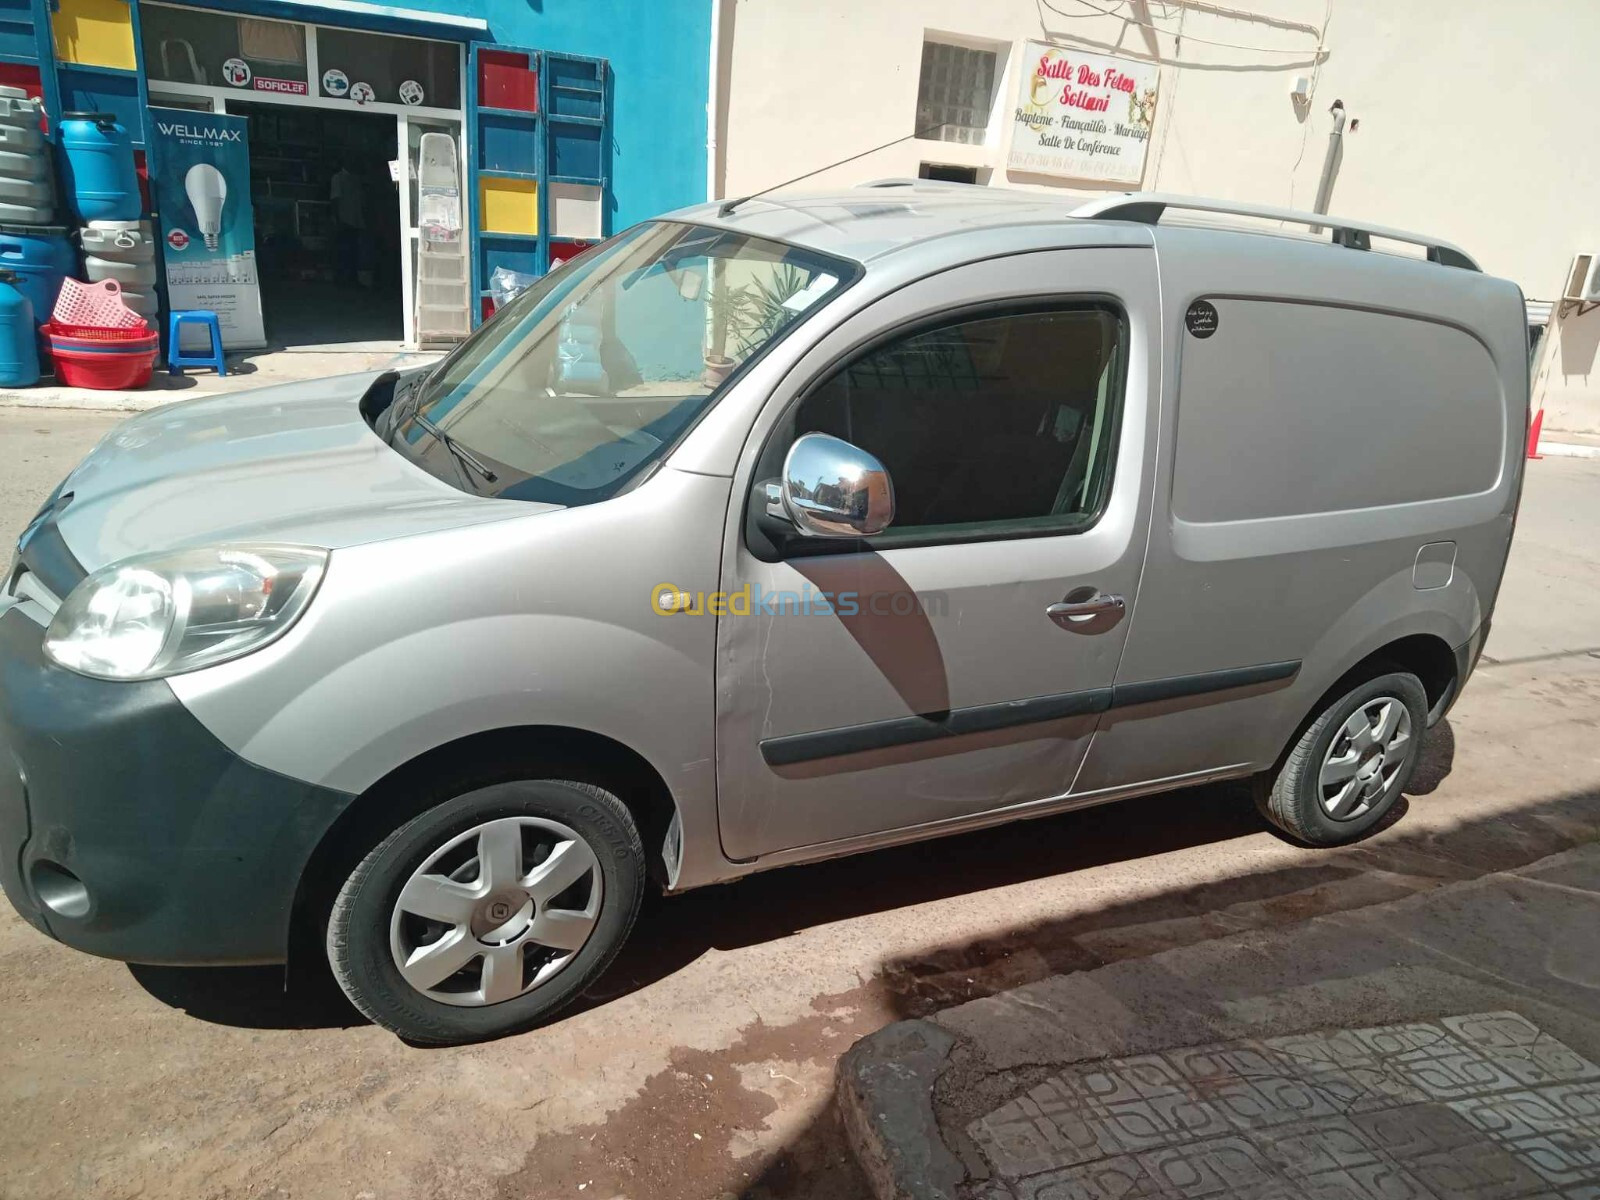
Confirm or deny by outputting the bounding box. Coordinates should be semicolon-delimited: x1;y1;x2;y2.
412;412;499;484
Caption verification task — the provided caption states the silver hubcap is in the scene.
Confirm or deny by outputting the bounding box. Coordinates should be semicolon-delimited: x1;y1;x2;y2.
388;816;602;1007
1319;696;1412;821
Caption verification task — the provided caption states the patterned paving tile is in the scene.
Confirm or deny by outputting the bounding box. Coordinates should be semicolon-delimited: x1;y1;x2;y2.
1013;1155;1173;1200
1304;1061;1432;1114
1443;1014;1600;1087
1253;1117;1379;1177
966;1013;1600;1198
1517;1132;1600;1188
1350;1103;1484;1160
1265;1028;1431;1113
1028;1077;1127;1165
970;1095;1095;1179
1452;1090;1589;1141
1350;1022;1455;1059
1389;1039;1525;1100
1296;1161;1441;1200
1403;1139;1550;1200
1138;1136;1281;1197
1546;1083;1600;1125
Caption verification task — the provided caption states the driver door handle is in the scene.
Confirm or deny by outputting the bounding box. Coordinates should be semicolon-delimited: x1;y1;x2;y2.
1046;590;1126;631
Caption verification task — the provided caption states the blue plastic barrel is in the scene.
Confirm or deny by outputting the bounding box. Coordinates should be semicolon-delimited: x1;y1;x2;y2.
0;268;40;387
0;224;75;327
60;112;141;223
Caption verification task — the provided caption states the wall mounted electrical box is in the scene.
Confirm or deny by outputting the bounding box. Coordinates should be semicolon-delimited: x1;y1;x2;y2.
1563;253;1600;303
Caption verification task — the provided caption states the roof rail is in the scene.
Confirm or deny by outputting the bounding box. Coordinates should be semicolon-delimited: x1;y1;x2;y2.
1071;192;1480;272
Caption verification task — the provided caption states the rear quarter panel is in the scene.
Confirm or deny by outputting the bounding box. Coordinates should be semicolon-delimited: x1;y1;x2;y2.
1075;227;1526;792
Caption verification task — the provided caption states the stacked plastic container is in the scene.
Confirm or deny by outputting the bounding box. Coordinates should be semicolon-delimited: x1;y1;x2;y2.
0;224;75;334
0;100;155;389
0;86;73;384
60;113;153;325
38;114;155;388
59;113;141;224
0;85;55;224
80;221;157;320
0;267;40;387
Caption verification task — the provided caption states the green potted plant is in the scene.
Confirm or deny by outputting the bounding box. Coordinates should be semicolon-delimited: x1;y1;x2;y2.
701;263;811;387
702;277;758;387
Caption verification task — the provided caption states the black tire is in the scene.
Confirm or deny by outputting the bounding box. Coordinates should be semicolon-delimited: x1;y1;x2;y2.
328;778;644;1044
1256;670;1428;847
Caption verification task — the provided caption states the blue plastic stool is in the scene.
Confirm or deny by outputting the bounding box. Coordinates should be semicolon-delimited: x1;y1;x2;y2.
167;310;227;376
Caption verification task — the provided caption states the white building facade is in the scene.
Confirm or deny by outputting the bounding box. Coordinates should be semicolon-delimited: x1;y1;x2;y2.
710;0;1600;432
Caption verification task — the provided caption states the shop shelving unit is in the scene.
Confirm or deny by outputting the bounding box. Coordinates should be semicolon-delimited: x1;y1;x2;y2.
466;43;609;327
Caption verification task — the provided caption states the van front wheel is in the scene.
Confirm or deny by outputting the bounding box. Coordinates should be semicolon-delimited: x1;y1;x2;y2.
1256;670;1428;847
327;778;644;1044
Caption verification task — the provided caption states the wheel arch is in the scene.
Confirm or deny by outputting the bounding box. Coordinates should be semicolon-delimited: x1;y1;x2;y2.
1271;628;1460;780
287;724;682;964
1361;631;1459;723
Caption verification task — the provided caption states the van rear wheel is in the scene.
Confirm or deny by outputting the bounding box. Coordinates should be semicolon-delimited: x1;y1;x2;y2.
1256;670;1428;846
327;778;644;1044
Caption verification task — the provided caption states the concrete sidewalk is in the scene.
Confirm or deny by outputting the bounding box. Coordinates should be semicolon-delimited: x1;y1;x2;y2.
1537;429;1600;460
838;843;1600;1200
0;343;440;412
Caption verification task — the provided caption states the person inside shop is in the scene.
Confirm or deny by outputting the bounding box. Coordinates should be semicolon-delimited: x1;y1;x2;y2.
330;162;366;287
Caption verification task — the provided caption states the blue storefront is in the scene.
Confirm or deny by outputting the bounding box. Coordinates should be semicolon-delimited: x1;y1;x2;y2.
0;0;709;345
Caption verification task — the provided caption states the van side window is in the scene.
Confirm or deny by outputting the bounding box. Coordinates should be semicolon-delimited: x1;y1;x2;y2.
789;305;1125;541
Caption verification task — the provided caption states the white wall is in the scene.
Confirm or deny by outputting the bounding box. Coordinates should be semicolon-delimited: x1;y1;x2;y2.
716;0;1600;429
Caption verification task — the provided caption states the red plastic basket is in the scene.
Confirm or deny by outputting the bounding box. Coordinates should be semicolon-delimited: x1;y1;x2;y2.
49;343;158;390
45;321;155;342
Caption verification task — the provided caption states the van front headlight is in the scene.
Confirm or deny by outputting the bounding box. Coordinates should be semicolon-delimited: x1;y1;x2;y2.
44;545;327;680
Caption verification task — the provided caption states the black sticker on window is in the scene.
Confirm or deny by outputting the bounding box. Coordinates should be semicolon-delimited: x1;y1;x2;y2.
1185;300;1218;339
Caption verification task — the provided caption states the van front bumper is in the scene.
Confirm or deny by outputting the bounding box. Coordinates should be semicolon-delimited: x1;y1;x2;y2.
0;606;354;965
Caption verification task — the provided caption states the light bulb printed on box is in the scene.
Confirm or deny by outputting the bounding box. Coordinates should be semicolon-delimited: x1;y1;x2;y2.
184;164;228;250
150;108;265;348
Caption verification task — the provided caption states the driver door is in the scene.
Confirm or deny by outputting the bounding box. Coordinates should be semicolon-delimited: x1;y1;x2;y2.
715;247;1160;860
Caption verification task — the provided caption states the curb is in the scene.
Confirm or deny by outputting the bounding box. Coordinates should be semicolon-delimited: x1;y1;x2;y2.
0;389;180;412
837;1020;965;1200
1539;440;1600;459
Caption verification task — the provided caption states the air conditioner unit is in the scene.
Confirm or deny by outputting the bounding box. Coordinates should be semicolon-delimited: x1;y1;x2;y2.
1563;253;1600;302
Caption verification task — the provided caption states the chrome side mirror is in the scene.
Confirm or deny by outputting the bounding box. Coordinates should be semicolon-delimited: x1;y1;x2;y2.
772;433;895;538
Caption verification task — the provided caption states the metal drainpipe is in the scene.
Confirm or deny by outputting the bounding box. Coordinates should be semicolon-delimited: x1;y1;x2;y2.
1309;100;1346;234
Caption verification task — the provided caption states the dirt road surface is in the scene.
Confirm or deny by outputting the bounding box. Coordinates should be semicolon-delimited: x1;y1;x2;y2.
2;408;1598;1200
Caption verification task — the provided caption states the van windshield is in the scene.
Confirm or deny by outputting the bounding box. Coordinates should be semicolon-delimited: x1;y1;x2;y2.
391;221;853;504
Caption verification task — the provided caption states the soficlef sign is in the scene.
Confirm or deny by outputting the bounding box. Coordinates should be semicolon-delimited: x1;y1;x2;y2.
1008;42;1160;184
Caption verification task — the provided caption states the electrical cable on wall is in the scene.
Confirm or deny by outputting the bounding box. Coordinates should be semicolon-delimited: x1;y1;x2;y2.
1149;4;1188;191
1037;0;1331;58
1029;0;1338;213
1288;0;1335;208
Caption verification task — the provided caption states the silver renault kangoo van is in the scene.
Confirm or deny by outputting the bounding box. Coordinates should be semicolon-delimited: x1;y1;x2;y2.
0;187;1527;1042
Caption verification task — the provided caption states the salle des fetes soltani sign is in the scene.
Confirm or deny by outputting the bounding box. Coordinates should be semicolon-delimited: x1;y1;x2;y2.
1007;42;1160;184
